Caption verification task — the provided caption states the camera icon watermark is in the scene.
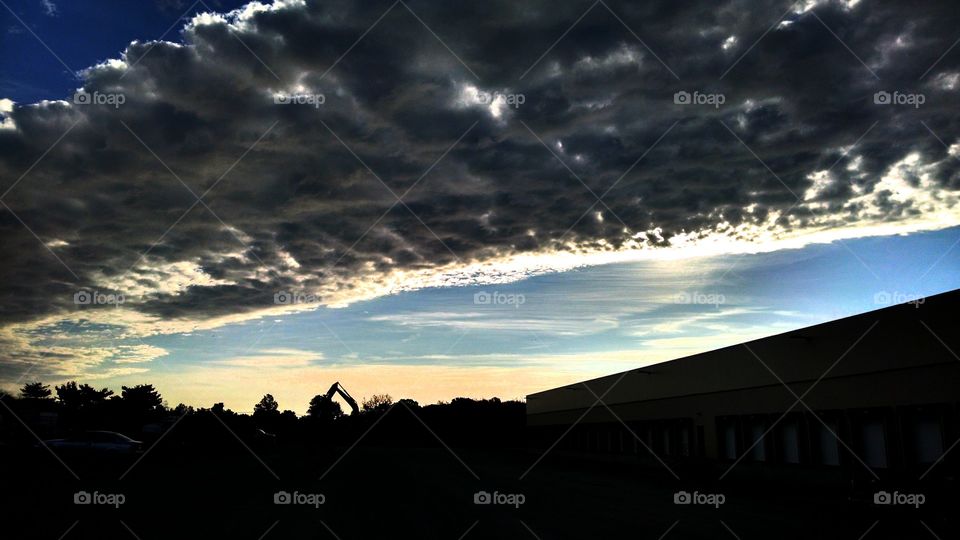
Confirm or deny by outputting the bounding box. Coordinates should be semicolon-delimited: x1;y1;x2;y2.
473;290;525;308
873;290;925;308
274;291;320;305
473;490;525;508
673;490;725;508
674;291;725;307
73;289;125;306
873;90;925;108
673;90;725;108
873;490;925;508
273;92;325;108
274;490;325;508
73;89;125;109
74;490;126;508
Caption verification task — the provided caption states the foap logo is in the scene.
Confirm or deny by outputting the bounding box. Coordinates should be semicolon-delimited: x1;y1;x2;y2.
874;490;925;508
473;490;526;508
74;289;125;306
873;90;925;108
274;291;320;305
274;490;325;508
873;290;925;308
675;291;725;307
673;490;725;508
475;90;526;109
274;92;325;108
73;89;125;108
473;290;525;308
673;90;725;108
74;490;126;508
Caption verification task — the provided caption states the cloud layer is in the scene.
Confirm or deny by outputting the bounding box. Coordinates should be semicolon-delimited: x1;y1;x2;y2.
1;0;959;377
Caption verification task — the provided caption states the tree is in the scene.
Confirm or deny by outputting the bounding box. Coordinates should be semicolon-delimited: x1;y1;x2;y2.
120;384;163;413
397;398;419;409
307;394;343;421
173;403;194;416
362;394;393;414
253;394;280;417
20;382;52;400
55;381;114;409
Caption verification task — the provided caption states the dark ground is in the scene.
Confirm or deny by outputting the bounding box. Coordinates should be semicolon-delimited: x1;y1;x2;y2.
1;442;955;540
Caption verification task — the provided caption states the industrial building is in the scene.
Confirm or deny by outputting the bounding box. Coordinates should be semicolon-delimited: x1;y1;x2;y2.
526;290;960;479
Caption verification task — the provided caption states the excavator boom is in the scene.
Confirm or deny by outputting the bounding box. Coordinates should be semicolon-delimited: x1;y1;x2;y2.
324;381;360;415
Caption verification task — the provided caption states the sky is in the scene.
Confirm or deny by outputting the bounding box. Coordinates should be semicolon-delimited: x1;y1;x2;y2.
0;0;958;413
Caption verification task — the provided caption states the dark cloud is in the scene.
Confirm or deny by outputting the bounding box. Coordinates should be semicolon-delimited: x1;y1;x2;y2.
1;0;959;326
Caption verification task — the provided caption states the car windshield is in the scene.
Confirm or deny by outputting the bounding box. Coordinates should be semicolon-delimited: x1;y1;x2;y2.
89;432;130;443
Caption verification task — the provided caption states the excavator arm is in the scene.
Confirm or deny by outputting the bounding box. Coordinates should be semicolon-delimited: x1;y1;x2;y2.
324;381;360;415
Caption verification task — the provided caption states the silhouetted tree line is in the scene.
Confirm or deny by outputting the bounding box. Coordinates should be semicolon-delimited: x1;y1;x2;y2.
0;381;526;451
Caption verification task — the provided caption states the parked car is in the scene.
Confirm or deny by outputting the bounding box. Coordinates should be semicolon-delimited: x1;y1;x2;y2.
251;428;277;450
42;431;143;454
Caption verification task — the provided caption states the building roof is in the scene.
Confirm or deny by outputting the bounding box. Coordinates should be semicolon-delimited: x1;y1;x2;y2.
526;289;959;416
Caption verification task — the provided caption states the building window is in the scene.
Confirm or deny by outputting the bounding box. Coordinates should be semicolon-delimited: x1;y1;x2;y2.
910;415;944;465
859;417;888;469
815;419;841;466
747;419;767;462
629;422;641;454
721;421;737;460
661;425;672;457
679;424;691;457
696;425;706;458
778;418;801;464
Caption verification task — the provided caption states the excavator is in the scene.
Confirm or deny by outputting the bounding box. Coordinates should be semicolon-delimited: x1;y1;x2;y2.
322;381;360;415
